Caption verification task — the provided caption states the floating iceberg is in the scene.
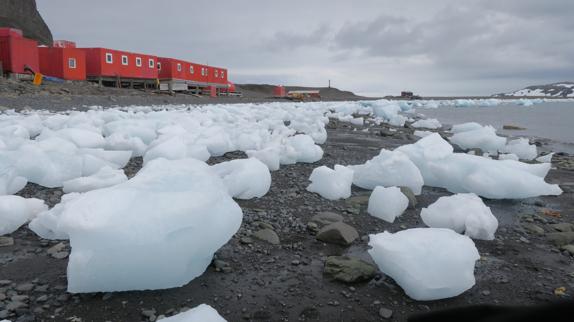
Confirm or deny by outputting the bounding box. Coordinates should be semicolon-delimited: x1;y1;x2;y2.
30;158;243;293
367;186;408;223
211;158;271;199
306;165;354;200
397;134;562;199
421;193;498;240
368;228;480;301
0;196;47;235
158;304;227;322
350;149;424;195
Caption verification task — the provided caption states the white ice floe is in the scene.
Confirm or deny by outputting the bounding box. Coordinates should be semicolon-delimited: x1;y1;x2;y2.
306;165;354;200
451;122;483;134
449;125;506;154
502;138;537;160
367;186;409;223
397;133;562;199
536;153;554;163
421;193;498;240
368;228;480;301
62;166;128;193
411;118;441;129
211;158;271;199
158;304;227;322
0;196;47;235
350;149;424;195
30;158;243;293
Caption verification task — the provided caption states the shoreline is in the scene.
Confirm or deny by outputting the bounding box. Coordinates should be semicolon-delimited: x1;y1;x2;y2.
1;114;573;321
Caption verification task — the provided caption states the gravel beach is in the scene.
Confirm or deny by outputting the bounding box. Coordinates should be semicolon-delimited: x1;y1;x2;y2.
1;103;573;321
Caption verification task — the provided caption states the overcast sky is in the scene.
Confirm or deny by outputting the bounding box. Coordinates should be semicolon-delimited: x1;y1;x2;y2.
37;0;573;96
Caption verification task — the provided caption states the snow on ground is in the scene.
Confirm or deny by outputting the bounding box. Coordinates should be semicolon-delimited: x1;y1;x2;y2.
421;193;498;240
368;228;480;301
157;304;227;322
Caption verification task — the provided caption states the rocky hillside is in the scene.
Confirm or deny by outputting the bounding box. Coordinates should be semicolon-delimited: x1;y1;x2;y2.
503;82;574;98
0;0;52;45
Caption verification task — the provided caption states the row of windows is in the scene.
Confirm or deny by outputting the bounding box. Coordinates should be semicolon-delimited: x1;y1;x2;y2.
105;53;155;68
174;63;225;78
103;53;225;78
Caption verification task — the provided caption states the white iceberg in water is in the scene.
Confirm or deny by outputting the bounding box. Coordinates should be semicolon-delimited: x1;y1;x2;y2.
30;158;243;293
368;228;480;301
158;304;227;322
367;186;409;223
306;165;354;200
350;149;424;195
397;134;562;199
421;193;498;240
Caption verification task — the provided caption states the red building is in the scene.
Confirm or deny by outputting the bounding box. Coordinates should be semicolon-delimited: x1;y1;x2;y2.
39;45;86;80
81;48;158;80
157;57;229;93
0;28;39;75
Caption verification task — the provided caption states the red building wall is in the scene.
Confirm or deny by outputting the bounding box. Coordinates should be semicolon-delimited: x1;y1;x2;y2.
39;47;86;80
0;28;39;74
81;48;158;79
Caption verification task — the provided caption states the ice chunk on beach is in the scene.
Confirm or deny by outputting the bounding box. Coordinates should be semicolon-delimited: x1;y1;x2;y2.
451;122;483;134
0;196;47;235
144;136;210;164
63;166;128;193
306;165;354;200
212;158;271;199
411;119;441;129
421;193;498;240
0;161;27;195
368;228;480;301
31;158;243;293
397;134;562;199
502;138;537;160
285;135;324;163
536;153;554;163
367;186;408;223
449;125;506;153
38;128;106;149
414;130;433;138
246;147;281;171
350;149;424;195
158;304;227;322
498;153;519;161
